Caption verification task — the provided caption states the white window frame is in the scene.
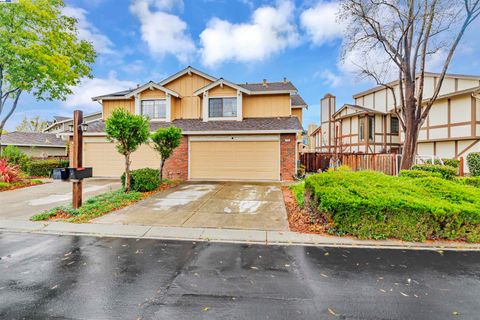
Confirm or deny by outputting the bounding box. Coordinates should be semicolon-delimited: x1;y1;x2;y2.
140;99;167;121
207;96;238;121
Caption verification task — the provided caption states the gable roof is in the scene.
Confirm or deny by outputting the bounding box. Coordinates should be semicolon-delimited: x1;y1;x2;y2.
238;81;297;93
193;78;250;96
332;104;386;119
92;82;180;101
0;132;65;147
159;66;218;86
291;94;307;108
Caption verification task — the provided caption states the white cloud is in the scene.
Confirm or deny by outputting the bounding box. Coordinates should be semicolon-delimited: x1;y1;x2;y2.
63;73;136;112
315;69;342;87
199;0;299;66
130;0;195;62
300;1;344;46
62;6;114;55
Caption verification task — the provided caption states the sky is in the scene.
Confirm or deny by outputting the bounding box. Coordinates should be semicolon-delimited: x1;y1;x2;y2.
5;0;480;131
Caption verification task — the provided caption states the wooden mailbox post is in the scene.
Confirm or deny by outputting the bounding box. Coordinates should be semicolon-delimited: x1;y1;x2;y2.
72;110;83;209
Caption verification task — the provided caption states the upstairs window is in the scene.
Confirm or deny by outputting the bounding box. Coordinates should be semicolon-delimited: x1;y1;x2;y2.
368;116;375;141
391;116;399;135
209;98;237;118
359;117;365;142
141;100;166;119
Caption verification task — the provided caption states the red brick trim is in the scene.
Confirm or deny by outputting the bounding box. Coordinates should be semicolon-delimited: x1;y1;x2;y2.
280;133;296;181
163;136;188;180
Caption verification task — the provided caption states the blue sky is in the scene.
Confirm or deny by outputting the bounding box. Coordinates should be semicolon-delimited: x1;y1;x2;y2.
5;0;480;130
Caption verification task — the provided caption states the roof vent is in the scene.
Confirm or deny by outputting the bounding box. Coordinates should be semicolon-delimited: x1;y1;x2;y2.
262;79;267;87
136;84;140;88
283;77;287;84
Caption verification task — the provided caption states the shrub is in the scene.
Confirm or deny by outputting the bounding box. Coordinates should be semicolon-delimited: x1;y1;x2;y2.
467;152;480;177
290;182;305;208
121;168;161;192
411;164;457;180
0;158;20;182
304;171;480;242
426;158;460;168
456;177;480;188
1;145;29;168
399;169;443;179
26;159;69;177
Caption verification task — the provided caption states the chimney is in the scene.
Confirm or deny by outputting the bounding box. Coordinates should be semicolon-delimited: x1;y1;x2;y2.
262;79;267;87
283;77;287;84
136;84;140;88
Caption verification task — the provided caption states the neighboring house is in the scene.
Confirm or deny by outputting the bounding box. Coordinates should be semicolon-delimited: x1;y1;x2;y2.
300;124;318;153
43;111;102;134
0;132;66;157
78;67;305;181
312;73;480;161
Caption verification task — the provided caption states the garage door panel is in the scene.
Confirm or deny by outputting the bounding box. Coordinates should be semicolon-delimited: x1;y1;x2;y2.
190;140;279;181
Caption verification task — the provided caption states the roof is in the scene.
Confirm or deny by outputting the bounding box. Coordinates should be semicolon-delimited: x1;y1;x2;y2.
84;117;302;134
238;81;297;93
53;116;69;122
291;94;307;108
159;66;218;86
332;104;386;119
43;111;103;132
0;132;65;147
193;78;250;96
310;126;322;136
353;72;480;98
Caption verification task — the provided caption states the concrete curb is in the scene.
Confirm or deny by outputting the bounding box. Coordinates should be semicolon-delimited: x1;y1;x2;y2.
0;219;479;251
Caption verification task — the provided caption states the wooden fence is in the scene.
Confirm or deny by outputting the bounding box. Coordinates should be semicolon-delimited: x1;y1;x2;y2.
301;153;398;176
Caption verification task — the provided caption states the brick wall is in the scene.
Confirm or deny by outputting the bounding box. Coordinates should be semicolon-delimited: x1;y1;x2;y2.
163;136;189;180
280;133;296;181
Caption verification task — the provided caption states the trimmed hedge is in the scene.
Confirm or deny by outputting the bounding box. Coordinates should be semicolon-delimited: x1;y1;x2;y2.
411;164;457;180
426;158;460;168
399;169;442;179
27;159;69;177
305;171;480;242
456;177;480;188
467;152;480;177
121;168;161;192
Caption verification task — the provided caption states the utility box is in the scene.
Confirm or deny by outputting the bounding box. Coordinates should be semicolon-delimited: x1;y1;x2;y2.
68;167;93;180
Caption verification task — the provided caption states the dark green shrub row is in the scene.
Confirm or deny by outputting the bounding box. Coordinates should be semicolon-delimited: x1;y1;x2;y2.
399;169;442;179
426;158;460;168
27;159;69;177
456;176;480;188
411;164;457;180
121;168;161;192
467;152;480;177
305;171;480;242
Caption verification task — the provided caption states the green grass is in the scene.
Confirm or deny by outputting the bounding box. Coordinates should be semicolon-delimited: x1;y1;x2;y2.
304;171;480;242
290;182;305;208
31;189;143;223
0;179;43;190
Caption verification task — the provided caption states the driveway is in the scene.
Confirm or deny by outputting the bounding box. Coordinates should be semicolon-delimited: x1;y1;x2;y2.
0;179;120;220
94;182;289;231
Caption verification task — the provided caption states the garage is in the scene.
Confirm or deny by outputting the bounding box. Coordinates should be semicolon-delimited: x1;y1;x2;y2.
83;141;161;177
189;136;280;181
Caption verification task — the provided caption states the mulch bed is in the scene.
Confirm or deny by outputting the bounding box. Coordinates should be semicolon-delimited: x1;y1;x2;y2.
282;186;331;234
0;180;46;192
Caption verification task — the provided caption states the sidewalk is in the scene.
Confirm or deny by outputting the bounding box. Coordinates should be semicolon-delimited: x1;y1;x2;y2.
0;219;479;251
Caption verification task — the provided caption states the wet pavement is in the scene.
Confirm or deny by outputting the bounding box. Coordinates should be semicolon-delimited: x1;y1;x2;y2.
0;232;479;320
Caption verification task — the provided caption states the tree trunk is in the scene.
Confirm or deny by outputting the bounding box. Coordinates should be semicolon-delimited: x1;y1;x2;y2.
159;159;165;182
400;108;421;169
124;153;131;192
0;125;4;154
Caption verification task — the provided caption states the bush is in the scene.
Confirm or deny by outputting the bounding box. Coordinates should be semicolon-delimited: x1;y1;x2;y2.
426;158;460;168
399;169;443;179
456;177;480;188
121;168;161;192
467;152;480;177
411;164;457;180
304;171;480;242
26;159;69;177
0;158;20;182
1;145;29;169
290;183;305;208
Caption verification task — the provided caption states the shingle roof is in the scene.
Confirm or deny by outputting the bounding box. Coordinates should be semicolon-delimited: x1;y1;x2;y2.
86;117;302;133
291;94;307;107
0;132;65;147
238;81;297;92
53;116;69;122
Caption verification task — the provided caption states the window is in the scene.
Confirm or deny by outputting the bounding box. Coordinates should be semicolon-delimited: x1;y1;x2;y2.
391;116;399;135
141;100;166;119
209;98;237;118
359;117;365;141
368;116;375;141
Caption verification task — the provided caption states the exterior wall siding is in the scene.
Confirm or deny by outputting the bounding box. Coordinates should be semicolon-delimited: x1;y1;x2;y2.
292;108;302;123
102;99;135;119
243;94;291;118
280;133;296;181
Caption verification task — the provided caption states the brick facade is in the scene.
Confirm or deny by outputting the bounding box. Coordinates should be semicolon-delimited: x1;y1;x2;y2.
280;133;297;181
163;136;189;180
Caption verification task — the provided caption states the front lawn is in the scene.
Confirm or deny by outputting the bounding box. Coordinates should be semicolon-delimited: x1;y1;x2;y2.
0;179;44;192
288;170;480;242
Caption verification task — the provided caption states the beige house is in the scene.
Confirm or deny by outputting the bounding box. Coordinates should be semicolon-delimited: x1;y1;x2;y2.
312;73;480;161
77;67;305;181
0;132;67;157
43;112;102;134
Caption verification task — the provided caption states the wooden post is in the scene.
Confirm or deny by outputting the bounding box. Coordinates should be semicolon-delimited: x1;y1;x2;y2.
72;110;83;209
459;157;464;177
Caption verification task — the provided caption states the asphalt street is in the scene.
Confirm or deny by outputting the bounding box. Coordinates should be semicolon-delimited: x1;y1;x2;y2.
0;232;479;320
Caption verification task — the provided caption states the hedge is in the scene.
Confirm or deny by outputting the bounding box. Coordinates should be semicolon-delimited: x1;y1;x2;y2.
410;164;457;180
399;169;442;179
121;168;161;192
456;176;480;188
467;152;480;177
27;159;69;177
304;171;480;242
426;158;460;168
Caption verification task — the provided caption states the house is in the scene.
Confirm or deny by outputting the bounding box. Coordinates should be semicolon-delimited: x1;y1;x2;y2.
0;132;66;157
312;73;480;161
78;67;305;181
43;111;102;134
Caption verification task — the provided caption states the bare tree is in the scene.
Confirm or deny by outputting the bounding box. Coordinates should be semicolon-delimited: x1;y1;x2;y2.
339;0;480;169
15;116;48;132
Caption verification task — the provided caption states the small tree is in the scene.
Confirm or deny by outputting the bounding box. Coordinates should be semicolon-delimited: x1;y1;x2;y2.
105;109;150;192
151;126;183;181
16;116;49;132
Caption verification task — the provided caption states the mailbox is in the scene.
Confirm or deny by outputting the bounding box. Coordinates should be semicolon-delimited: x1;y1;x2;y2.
52;168;70;181
68;167;93;180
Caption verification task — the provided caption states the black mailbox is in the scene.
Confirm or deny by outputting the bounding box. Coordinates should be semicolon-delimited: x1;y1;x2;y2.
68;167;93;180
52;168;70;181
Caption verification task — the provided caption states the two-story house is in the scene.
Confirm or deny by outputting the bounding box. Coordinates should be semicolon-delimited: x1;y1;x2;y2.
312;73;480;161
80;67;305;181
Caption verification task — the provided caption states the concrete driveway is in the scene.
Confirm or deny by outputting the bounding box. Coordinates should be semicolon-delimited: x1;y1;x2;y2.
94;182;289;231
0;179;120;220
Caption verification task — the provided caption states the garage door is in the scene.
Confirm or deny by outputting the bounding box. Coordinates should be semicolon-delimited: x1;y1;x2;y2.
84;142;161;177
189;138;280;181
